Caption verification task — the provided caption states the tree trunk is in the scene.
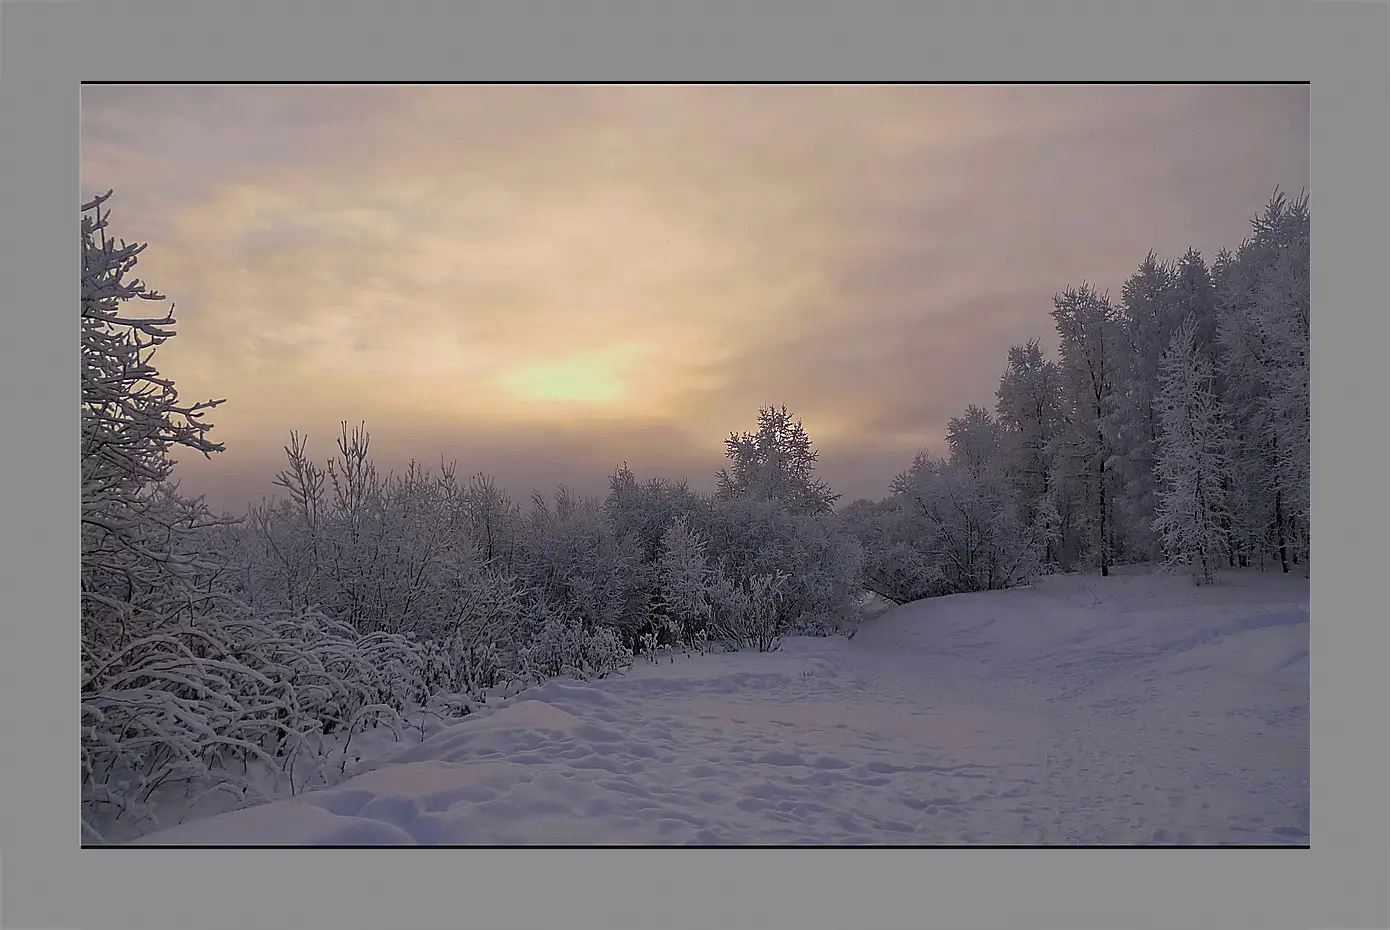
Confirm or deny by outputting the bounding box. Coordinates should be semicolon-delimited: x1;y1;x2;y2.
1097;440;1109;578
1219;473;1236;568
1274;486;1289;574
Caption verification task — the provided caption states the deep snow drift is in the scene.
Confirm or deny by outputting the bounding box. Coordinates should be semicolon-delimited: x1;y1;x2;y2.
133;567;1309;846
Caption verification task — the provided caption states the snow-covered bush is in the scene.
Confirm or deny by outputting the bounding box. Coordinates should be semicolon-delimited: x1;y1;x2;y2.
521;606;633;681
605;465;705;563
415;564;529;679
582;624;634;678
254;426;474;638
708;570;790;653
840;497;943;605
516;487;655;645
694;495;863;636
460;472;525;572
236;429;540;689
889;453;1045;596
81;599;424;843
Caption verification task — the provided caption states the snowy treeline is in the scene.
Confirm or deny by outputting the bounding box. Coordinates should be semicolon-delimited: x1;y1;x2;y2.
845;189;1310;597
79;188;1309;841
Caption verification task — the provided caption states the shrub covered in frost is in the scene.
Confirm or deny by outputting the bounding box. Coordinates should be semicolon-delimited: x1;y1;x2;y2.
841;496;946;605
605;465;706;564
515;487;655;647
581;625;634;679
693;495;863;636
521;606;634;682
707;570;790;653
889;454;1045;595
80;599;425;842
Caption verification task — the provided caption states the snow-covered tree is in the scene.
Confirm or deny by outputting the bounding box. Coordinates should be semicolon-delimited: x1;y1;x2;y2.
656;515;714;643
696;494;863;635
890;453;1044;595
1153;318;1231;584
81;191;230;648
81;191;239;831
80;194;438;843
840;495;943;605
517;487;654;644
460;471;523;572
1216;190;1310;573
1110;252;1180;561
994;340;1066;566
604;464;703;564
1050;284;1123;576
1172;248;1221;369
716;404;840;514
945;404;1006;475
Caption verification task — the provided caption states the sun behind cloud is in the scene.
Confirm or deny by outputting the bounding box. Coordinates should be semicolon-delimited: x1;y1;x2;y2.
494;341;651;406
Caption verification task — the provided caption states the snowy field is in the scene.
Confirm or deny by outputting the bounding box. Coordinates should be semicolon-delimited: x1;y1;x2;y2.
132;567;1309;846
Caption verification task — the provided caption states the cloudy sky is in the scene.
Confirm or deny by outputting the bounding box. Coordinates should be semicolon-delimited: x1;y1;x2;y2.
80;83;1309;512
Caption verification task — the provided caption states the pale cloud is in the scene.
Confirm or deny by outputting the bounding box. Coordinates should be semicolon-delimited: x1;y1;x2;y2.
80;83;1309;510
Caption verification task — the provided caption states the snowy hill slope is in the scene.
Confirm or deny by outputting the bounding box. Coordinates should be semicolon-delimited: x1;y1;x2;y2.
134;567;1309;846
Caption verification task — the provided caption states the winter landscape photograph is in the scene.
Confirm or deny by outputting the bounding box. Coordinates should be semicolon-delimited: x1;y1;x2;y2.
80;82;1310;847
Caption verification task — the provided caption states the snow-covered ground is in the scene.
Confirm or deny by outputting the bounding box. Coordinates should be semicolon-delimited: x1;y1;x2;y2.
132;567;1309;846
